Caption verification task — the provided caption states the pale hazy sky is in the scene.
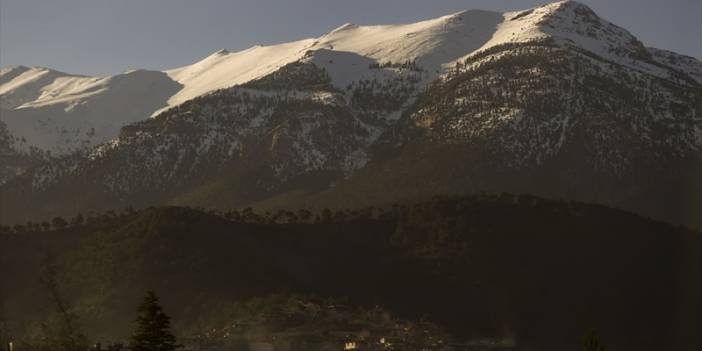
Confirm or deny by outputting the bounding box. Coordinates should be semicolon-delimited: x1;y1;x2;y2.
1;0;700;76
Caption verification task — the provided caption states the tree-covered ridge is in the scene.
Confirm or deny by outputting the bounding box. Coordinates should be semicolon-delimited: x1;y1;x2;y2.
1;194;699;350
400;40;702;170
244;60;335;92
328;40;702;229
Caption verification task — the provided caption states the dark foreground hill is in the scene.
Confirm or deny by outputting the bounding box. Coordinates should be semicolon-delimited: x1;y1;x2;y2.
1;194;700;350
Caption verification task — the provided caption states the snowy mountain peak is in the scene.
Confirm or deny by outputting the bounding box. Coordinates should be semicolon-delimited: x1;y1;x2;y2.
1;68;180;153
463;0;699;85
2;1;700;156
2;1;701;229
0;66;75;109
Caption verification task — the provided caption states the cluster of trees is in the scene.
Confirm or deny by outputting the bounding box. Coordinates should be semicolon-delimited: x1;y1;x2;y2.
368;59;425;72
217;206;381;224
0;208;137;234
0;120;53;184
15;283;180;351
0;205;379;234
0;192;616;234
1;252;180;350
349;76;420;112
245;61;334;92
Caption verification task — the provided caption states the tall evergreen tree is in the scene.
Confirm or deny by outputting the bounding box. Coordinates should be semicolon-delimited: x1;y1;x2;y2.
583;330;606;351
128;291;180;351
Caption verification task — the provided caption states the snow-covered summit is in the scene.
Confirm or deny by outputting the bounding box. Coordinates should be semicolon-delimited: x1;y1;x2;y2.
314;9;503;70
1;68;180;153
0;66;76;109
468;1;693;82
2;0;700;155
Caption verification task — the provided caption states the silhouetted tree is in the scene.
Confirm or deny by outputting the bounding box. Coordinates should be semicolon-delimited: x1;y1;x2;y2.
128;291;180;351
583;330;606;351
284;211;298;224
52;217;68;230
320;208;333;223
70;214;84;227
297;209;312;223
242;208;257;223
225;210;241;222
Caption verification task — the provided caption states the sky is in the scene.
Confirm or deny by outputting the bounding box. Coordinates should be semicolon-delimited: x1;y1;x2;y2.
1;0;700;76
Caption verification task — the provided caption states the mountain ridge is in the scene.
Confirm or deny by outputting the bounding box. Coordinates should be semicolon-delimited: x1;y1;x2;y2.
1;1;701;228
3;1;699;155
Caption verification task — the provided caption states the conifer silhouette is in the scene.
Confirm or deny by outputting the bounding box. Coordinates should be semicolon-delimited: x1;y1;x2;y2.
129;291;180;351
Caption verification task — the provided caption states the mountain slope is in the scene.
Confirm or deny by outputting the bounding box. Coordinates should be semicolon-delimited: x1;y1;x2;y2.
0;68;182;154
310;47;701;228
3;1;697;155
0;55;424;217
1;1;701;228
9;1;663;156
0;7;502;157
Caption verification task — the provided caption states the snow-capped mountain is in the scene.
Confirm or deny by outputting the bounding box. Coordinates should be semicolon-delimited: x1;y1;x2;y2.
0;6;502;182
2;1;699;155
1;1;701;227
0;8;497;155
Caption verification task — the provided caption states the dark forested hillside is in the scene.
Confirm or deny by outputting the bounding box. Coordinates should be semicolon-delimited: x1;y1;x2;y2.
307;40;702;229
1;194;699;350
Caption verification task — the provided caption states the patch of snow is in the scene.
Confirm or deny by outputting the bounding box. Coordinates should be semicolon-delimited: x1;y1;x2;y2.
1;69;181;153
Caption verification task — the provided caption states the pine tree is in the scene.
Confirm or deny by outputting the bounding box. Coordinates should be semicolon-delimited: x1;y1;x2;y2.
583;330;606;351
128;291;180;351
52;217;68;230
